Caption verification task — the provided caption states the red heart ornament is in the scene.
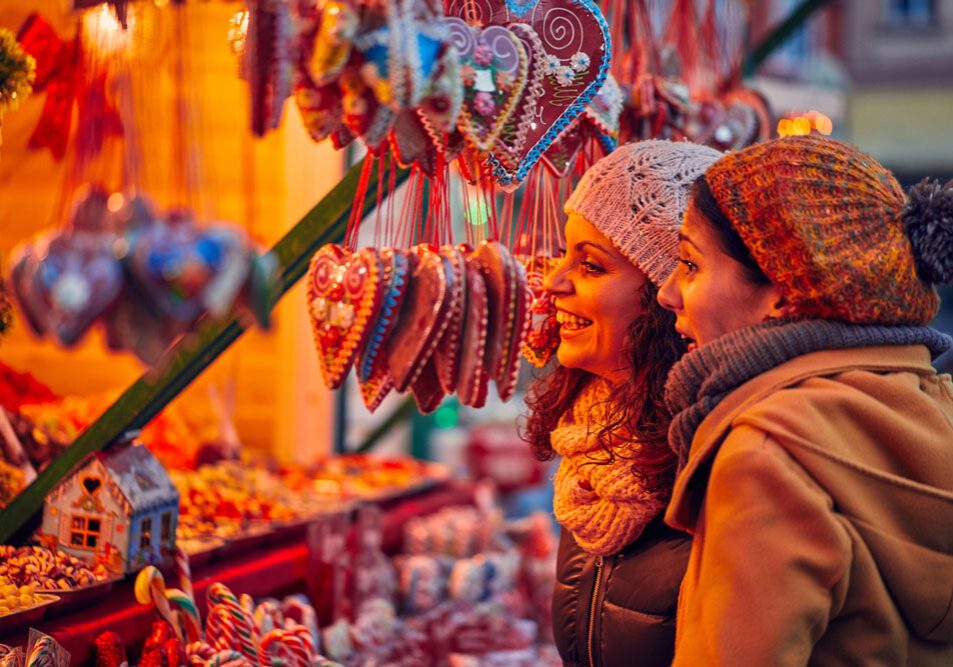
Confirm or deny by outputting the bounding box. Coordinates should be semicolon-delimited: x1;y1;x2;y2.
445;19;529;152
308;245;385;389
444;0;611;187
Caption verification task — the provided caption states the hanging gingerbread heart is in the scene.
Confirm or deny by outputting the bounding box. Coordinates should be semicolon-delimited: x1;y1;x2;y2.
583;72;622;153
517;255;560;367
31;231;124;347
410;355;446;414
456;250;490;408
417;45;463;142
540;118;589;178
386;248;451;391
358;248;411;383
489;22;546;178
431;246;467;394
308;245;386;389
8;244;48;338
295;75;344;144
445;18;529;152
306;0;358;86
244;0;294;137
443;0;610;187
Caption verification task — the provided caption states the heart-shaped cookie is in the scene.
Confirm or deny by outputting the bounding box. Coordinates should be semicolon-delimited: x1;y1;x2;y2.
358;248;411;383
308;245;385;389
432;246;467;394
386;248;450;391
456;251;490;408
450;0;610;187
32;231;124;347
410;355;446;414
445;18;529;152
9;243;48;337
489;22;545;179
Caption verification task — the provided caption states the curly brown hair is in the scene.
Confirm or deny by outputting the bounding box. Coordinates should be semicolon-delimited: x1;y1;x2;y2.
520;282;686;494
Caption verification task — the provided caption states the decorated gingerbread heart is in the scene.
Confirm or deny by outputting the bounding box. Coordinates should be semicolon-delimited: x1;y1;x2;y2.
432;246;467;394
30;230;125;346
308;245;386;389
456;251;490;408
443;0;610;187
386;247;451;392
244;0;294;137
445;18;529;152
517;255;560;367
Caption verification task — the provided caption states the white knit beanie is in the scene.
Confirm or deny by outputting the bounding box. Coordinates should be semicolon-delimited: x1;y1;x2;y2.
564;139;722;286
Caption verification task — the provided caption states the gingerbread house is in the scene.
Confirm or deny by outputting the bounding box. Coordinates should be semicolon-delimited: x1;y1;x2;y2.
41;443;179;573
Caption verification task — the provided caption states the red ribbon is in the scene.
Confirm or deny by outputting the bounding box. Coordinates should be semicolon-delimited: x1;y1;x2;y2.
17;12;123;161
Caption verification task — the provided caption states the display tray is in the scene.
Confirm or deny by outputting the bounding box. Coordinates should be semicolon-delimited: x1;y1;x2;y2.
214;524;271;558
178;536;227;567
0;594;59;636
38;577;121;617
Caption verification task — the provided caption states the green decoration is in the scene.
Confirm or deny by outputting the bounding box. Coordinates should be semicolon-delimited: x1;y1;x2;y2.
0;156;408;543
0;28;35;114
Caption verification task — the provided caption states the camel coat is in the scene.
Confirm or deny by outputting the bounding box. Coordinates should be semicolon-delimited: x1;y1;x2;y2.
666;344;953;666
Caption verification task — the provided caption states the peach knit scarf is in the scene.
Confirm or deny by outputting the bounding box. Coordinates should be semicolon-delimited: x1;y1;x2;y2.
551;379;668;556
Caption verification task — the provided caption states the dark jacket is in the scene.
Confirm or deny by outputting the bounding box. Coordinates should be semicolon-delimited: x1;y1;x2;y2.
552;516;691;667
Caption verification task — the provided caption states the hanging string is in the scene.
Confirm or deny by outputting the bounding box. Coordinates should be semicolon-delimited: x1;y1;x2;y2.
345;153;377;249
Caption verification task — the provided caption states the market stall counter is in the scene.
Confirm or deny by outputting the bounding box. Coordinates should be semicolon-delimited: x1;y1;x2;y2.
0;480;475;665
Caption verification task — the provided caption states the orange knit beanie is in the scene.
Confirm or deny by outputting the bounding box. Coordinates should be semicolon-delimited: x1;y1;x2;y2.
704;135;950;325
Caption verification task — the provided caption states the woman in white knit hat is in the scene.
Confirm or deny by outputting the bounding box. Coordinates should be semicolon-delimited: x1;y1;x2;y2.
522;139;721;667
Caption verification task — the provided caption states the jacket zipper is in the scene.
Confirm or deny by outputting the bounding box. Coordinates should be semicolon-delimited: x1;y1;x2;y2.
587;555;604;667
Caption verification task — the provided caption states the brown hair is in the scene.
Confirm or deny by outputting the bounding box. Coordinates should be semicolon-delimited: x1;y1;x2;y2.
521;282;686;494
693;176;771;285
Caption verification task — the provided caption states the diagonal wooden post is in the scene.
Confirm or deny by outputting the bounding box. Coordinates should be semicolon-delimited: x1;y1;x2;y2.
0;156;408;543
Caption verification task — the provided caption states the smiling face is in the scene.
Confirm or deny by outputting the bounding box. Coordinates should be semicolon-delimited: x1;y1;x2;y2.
658;201;782;351
542;214;649;384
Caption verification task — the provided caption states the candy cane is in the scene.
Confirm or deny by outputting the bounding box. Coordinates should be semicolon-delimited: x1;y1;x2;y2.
204;649;250;667
187;641;216;667
258;629;306;667
281;595;320;652
26;635;56;667
175;546;195;604
207;583;257;662
135;566;182;642
206;605;237;653
253;599;283;638
167;587;203;642
285;626;315;664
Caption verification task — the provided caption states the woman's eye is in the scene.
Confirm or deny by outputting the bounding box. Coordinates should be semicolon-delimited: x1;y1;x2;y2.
678;258;698;273
580;261;604;274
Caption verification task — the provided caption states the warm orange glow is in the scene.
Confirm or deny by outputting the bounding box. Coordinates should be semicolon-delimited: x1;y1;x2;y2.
814;113;833;135
82;4;134;57
777;118;793;136
792;117;811;135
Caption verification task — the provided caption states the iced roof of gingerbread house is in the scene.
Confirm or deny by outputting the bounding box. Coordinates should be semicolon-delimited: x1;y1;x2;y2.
96;444;179;513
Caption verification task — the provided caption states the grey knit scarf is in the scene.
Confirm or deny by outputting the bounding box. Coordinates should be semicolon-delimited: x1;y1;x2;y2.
665;319;953;472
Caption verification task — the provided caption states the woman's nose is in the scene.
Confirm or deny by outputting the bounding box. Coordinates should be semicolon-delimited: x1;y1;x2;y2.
657;271;680;312
543;258;571;295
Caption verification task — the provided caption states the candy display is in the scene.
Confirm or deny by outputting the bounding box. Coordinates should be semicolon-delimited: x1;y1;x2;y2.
0;546;110;591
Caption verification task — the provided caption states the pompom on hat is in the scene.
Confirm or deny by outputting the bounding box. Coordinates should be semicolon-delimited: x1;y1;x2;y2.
704;134;953;326
564;139;722;286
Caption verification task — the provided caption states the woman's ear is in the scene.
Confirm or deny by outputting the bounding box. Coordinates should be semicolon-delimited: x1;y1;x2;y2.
765;289;795;321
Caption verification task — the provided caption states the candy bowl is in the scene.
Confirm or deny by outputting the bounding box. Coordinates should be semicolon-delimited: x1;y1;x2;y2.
0;593;59;636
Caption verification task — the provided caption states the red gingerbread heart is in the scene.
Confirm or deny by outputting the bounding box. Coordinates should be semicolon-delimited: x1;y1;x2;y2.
308;245;385;389
444;0;611;187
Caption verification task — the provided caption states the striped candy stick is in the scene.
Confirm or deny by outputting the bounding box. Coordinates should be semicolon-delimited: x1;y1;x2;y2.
187;640;216;667
25;635;57;667
207;584;257;662
206;605;237;653
258;629;299;667
285;626;315;663
203;649;248;667
167;587;203;642
135;566;182;642
175;546;195;604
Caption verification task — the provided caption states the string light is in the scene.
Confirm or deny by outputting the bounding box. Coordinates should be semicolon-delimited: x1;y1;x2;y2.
777;110;833;137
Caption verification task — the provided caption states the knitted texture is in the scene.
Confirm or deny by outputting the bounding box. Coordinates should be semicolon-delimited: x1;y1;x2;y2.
551;378;668;556
564;139;721;285
705;134;940;325
665;318;953;472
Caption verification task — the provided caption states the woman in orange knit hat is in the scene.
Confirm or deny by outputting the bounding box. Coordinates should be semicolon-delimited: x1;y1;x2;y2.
658;134;953;665
523;139;720;667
